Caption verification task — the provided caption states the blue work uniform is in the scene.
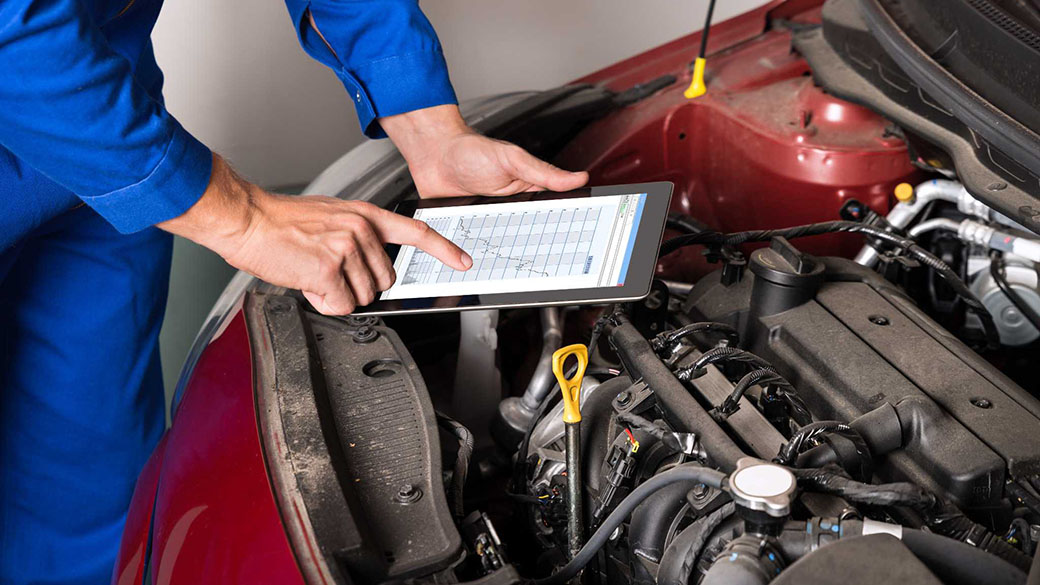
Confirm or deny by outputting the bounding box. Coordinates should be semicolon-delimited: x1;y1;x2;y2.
0;1;457;582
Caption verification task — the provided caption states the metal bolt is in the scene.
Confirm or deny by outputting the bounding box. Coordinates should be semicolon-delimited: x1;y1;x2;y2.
616;391;632;406
352;325;379;343
346;315;378;328
395;483;422;504
970;397;993;409
1029;524;1040;543
868;315;890;326
690;483;709;500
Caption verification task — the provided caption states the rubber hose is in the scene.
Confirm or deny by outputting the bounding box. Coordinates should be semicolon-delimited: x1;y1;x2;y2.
656;502;736;585
902;528;1026;585
530;464;727;585
436;413;474;520
628;483;696;564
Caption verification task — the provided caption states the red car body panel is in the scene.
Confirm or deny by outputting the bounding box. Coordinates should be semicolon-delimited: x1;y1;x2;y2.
560;2;918;281
115;1;921;582
113;435;166;585
114;313;305;585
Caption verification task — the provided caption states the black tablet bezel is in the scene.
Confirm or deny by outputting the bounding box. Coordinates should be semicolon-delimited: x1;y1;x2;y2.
352;181;673;316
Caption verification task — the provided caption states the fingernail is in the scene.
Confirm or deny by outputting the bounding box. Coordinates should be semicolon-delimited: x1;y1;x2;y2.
460;252;473;269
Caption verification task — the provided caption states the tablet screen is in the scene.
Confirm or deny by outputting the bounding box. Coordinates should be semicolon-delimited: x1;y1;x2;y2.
380;192;647;301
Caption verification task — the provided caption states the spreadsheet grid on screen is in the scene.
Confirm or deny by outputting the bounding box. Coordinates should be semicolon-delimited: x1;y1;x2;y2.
402;206;603;285
381;193;646;301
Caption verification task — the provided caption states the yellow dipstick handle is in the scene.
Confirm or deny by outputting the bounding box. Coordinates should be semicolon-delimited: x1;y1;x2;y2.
684;57;708;99
552;344;588;424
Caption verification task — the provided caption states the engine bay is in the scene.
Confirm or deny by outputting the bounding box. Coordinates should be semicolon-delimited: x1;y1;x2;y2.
249;188;1040;584
240;2;1040;583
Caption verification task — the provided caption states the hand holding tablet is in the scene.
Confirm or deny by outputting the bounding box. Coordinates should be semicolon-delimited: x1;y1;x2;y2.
354;182;673;315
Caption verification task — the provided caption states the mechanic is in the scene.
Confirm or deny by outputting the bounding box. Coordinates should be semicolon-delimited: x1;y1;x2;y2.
0;1;588;582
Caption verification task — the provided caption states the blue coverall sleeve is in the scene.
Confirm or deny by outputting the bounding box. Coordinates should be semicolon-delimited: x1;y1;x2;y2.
284;0;458;138
0;0;212;234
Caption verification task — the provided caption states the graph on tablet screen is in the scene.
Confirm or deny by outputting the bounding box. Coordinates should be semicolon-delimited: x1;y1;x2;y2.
380;193;646;301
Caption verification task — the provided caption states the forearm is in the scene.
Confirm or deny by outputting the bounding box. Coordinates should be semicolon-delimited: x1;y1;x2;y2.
380;104;471;164
157;154;257;260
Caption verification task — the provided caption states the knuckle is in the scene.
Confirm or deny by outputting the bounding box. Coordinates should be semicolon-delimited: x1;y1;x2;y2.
358;290;375;306
341;213;368;231
343;200;377;217
412;219;432;236
333;237;357;256
318;255;341;279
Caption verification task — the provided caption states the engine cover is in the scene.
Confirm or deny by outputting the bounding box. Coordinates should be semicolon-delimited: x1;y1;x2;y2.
683;239;1040;508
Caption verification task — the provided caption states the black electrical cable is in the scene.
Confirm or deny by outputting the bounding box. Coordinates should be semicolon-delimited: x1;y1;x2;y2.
651;321;740;355
660;220;1000;349
530;464;727;585
675;346;776;381
679;349;812;424
436;412;474;520
793;466;938;512
775;422;861;466
616;411;699;456
928;507;1034;572
666;213;709;236
990;253;1040;333
711;368;813;426
715;368;791;416
588;304;622;359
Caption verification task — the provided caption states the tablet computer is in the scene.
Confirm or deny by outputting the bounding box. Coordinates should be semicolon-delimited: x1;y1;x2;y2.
353;181;673;316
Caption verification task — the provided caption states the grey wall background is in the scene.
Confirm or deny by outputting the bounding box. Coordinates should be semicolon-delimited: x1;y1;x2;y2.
153;0;768;395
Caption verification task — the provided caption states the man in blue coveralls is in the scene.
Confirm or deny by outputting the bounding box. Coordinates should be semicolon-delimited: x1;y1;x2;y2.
0;0;588;582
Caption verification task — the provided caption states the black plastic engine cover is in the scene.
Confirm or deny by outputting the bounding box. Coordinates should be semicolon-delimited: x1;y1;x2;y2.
683;246;1040;508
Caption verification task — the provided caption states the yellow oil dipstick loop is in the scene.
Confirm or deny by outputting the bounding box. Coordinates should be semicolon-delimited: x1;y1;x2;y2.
552;343;588;562
552;344;588;424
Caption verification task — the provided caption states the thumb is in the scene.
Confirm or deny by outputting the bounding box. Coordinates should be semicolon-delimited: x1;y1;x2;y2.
506;146;589;192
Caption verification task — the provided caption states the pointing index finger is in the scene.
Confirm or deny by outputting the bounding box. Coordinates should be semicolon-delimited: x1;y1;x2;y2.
361;206;473;271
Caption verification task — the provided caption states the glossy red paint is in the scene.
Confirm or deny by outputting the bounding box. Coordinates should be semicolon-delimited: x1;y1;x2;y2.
112;435;167;585
560;0;920;281
141;312;303;585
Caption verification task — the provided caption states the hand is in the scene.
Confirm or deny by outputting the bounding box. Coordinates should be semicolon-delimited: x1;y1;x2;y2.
159;155;472;315
380;105;589;197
